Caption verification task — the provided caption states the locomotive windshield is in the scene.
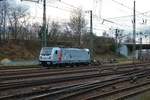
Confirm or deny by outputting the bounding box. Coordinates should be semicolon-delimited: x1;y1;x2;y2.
41;47;52;55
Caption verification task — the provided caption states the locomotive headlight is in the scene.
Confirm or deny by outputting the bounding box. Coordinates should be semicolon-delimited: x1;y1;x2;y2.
40;56;42;59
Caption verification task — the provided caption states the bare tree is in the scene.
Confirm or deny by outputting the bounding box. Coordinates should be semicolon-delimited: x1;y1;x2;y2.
63;24;72;37
0;0;8;41
48;21;61;41
68;8;87;46
7;3;29;39
0;2;3;41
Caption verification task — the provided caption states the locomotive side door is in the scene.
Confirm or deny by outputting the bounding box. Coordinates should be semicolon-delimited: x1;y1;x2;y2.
53;49;59;64
52;48;62;64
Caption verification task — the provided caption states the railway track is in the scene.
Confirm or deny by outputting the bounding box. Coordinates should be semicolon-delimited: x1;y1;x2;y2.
0;67;144;83
27;69;150;100
0;63;150;100
0;68;137;91
0;62;148;84
0;72;122;100
0;62;149;77
0;62;149;74
85;77;150;100
0;68;100;81
0;62;148;83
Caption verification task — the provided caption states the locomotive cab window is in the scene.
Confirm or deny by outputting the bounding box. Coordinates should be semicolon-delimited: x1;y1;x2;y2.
55;50;58;54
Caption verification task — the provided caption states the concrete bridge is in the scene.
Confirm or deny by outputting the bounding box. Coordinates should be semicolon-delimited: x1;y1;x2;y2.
124;43;150;51
118;43;150;57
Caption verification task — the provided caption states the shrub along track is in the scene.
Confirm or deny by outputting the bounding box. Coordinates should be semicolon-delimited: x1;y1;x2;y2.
0;62;150;100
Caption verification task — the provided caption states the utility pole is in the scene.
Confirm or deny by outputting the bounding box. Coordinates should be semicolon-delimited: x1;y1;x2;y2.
43;0;47;47
133;0;136;63
90;10;94;61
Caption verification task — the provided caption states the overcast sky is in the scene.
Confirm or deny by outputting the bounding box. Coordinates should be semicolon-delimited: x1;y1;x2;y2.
14;0;150;37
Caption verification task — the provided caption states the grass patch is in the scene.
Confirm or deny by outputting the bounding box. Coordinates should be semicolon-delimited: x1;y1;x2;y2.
139;91;150;100
126;91;150;100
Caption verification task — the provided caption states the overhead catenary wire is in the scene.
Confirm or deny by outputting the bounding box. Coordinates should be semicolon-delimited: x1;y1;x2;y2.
56;0;79;9
34;0;131;28
107;10;150;20
38;2;73;12
111;0;150;19
23;0;145;33
111;0;133;11
56;0;150;21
